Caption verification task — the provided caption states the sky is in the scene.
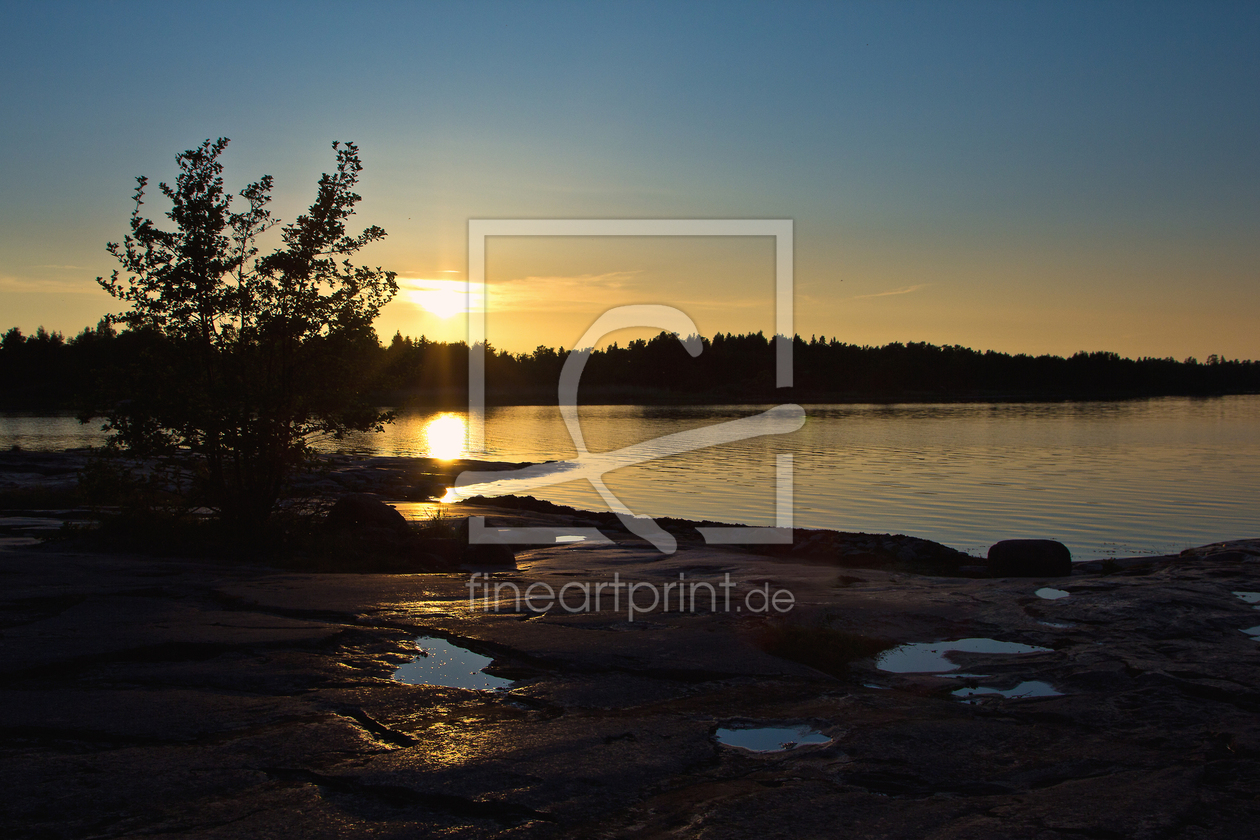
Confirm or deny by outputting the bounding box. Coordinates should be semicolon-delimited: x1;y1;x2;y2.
2;0;1258;360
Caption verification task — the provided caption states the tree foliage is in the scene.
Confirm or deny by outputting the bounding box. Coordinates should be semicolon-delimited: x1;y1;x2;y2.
95;138;397;527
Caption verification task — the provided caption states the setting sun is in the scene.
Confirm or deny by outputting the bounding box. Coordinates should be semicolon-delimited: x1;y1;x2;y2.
400;279;475;319
423;413;467;460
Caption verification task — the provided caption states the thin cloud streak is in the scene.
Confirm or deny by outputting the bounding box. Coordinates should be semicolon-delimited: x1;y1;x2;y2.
853;283;932;300
488;271;644;312
0;275;104;294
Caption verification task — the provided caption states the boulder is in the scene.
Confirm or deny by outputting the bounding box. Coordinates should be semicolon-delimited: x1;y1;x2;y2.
325;493;429;563
438;517;517;568
326;493;409;536
415;536;464;567
987;539;1072;577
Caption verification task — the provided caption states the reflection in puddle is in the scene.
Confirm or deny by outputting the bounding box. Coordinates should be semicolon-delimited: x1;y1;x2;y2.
876;638;1053;673
1231;594;1260;637
952;680;1062;702
393;636;514;690
1035;587;1071;600
715;726;831;752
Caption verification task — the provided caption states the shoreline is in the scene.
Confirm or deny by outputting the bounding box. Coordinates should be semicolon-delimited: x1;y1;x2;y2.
2;447;1253;569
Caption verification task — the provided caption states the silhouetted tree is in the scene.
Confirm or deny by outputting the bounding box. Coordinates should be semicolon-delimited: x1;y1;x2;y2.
95;138;397;528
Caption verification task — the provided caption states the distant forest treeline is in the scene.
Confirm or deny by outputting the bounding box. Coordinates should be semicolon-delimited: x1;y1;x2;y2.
3;321;1259;410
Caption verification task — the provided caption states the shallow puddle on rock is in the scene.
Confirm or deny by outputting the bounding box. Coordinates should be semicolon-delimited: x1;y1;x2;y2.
952;680;1062;702
876;638;1053;673
393;636;514;690
0;536;44;548
0;516;66;530
715;726;831;752
1035;587;1071;600
1233;591;1260;605
1241;626;1260;637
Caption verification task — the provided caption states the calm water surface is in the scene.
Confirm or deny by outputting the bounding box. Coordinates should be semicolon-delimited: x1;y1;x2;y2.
5;396;1258;559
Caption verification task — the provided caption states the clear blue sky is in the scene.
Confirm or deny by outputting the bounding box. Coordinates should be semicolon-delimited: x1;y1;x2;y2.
2;0;1257;358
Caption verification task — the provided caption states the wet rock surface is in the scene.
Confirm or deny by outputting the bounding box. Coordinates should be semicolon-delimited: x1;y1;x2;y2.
3;518;1260;837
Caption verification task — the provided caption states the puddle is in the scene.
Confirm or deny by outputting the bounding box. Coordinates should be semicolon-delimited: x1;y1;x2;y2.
715;725;831;752
393;636;514;691
952;680;1062;702
0;516;65;531
555;535;586;543
1035;588;1071;600
876;638;1053;673
0;536;44;548
1037;621;1076;629
1231;594;1260;636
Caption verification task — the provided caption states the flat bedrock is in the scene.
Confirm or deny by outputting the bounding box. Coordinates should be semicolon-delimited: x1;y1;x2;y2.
2;516;1260;838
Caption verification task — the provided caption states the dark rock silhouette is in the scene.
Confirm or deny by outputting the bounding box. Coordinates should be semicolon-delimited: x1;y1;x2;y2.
323;494;515;571
326;493;411;535
987;538;1073;577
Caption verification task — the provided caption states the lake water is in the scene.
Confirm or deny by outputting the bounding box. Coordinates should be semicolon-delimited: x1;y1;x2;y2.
5;395;1258;560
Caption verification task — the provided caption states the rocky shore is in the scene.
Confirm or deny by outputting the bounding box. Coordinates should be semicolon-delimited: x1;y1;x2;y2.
4;449;1260;837
3;472;1260;838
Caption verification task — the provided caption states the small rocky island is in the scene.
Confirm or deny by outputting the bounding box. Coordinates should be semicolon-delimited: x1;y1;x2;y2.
2;450;1259;838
